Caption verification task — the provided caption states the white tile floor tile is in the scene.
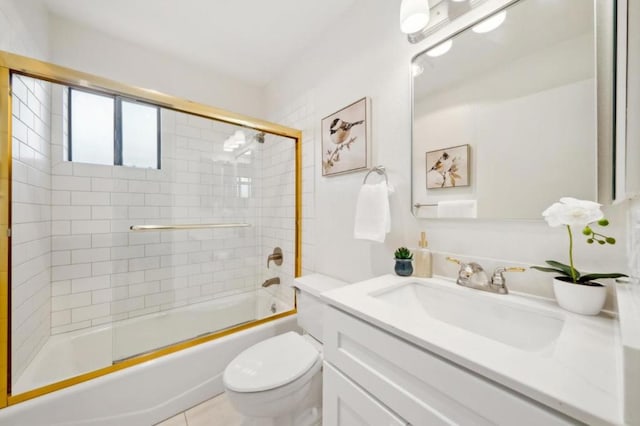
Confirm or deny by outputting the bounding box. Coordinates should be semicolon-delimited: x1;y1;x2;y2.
156;393;243;426
156;413;187;426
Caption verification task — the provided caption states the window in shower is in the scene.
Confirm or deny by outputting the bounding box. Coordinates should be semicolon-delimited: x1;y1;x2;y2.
69;88;160;168
237;176;252;198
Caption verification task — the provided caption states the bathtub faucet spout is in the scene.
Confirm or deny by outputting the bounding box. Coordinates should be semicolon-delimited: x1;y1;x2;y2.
262;277;280;287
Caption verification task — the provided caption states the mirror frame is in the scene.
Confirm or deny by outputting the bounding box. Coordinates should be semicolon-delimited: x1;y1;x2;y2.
409;0;617;218
0;50;302;407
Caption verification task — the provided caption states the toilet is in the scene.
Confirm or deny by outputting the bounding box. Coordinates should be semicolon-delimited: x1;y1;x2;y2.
223;274;348;426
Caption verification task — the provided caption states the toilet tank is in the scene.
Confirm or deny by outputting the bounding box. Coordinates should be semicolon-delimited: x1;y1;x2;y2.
294;274;349;343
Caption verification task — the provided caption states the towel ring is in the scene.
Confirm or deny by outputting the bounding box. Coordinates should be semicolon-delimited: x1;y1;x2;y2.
363;166;388;185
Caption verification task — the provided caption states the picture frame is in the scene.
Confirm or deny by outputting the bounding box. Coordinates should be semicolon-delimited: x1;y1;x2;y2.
426;144;470;189
321;97;370;176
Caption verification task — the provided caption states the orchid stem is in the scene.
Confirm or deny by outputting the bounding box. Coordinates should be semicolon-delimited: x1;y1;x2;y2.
567;225;577;283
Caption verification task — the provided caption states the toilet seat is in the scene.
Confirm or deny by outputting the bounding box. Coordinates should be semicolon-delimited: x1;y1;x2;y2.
223;332;320;393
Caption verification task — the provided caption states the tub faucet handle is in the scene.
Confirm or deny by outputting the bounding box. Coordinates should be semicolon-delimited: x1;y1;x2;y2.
267;247;283;268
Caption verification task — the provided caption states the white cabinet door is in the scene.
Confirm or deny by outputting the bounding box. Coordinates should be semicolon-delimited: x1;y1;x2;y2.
323;362;408;426
324;306;575;426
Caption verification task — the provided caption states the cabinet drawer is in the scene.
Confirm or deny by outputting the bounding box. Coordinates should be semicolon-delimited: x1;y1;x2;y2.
324;306;574;426
324;362;408;426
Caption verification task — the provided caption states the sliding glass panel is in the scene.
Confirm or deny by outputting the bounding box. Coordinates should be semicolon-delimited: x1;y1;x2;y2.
111;110;296;362
10;76;115;394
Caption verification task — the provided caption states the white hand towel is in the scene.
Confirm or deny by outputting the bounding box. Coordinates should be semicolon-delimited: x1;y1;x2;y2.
437;200;477;218
353;181;391;242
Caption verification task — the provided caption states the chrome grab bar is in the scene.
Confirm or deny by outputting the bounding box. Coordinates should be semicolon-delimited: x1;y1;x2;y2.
129;223;251;231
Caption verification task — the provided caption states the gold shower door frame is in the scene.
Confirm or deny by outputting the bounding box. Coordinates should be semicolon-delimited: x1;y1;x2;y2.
0;51;302;408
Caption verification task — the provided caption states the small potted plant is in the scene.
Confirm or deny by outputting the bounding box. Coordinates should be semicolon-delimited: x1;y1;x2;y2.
394;247;414;277
531;197;627;315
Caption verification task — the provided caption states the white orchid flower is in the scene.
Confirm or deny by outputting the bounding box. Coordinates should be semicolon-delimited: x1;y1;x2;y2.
542;197;604;228
533;197;624;286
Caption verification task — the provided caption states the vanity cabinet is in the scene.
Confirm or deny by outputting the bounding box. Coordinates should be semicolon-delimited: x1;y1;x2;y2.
323;362;408;426
322;306;575;426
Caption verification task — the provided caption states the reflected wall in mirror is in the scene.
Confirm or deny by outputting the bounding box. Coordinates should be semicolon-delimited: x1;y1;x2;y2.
411;0;607;219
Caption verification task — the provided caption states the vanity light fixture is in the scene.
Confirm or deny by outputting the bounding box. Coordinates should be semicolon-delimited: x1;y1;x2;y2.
223;130;247;151
412;62;424;77
426;39;453;57
472;10;507;33
400;0;430;34
233;130;246;145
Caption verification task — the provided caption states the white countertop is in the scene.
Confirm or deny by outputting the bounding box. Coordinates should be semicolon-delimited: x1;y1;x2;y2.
321;274;623;425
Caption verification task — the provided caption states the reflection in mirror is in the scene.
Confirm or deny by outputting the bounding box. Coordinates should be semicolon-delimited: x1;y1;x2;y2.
411;0;603;219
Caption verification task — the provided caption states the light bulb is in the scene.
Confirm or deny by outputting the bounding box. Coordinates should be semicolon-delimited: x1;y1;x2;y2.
426;39;453;57
412;63;424;77
400;0;430;34
233;130;246;144
472;10;507;34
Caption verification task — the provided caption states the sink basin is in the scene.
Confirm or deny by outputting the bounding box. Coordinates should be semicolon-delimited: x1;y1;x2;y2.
372;281;564;351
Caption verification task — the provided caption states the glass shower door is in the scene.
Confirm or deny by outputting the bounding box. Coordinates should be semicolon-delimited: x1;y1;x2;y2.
111;108;296;362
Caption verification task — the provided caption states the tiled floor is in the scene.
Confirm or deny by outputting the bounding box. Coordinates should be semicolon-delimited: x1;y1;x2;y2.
156;393;244;426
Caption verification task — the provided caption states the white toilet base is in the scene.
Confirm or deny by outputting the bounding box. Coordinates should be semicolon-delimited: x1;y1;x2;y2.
240;406;321;426
229;365;322;426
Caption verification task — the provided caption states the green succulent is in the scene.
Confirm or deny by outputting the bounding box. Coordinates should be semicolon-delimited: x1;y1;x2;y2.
394;247;413;260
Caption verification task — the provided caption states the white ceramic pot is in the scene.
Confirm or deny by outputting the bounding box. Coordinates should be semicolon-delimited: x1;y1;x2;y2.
552;277;607;315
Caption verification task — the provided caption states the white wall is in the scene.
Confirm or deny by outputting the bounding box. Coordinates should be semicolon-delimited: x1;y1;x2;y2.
49;14;265;118
266;0;631;304
0;0;50;59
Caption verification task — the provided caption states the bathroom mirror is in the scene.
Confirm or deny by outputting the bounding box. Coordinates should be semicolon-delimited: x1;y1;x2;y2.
411;0;612;219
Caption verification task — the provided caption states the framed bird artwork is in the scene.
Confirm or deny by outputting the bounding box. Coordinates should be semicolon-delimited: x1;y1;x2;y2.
425;144;470;189
321;97;370;176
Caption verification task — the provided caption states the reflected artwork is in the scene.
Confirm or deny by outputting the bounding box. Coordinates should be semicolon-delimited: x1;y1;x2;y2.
426;144;470;189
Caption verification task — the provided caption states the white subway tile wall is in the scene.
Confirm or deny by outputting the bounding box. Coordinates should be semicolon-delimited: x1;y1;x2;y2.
260;133;297;302
48;106;293;337
11;75;52;383
265;93;316;302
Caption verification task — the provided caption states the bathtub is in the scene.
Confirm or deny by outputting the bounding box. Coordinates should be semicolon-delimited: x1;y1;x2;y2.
2;290;296;426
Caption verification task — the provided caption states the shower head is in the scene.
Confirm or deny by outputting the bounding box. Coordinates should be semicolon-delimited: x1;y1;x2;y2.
233;131;265;159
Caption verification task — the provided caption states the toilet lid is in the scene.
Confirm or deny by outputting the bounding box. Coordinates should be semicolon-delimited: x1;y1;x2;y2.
223;332;319;392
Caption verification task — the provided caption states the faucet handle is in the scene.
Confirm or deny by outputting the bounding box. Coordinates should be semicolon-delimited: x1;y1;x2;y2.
447;257;488;286
267;247;283;268
499;267;526;273
491;267;525;294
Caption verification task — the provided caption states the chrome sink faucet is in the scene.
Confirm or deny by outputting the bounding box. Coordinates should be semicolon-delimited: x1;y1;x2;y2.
447;257;524;295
